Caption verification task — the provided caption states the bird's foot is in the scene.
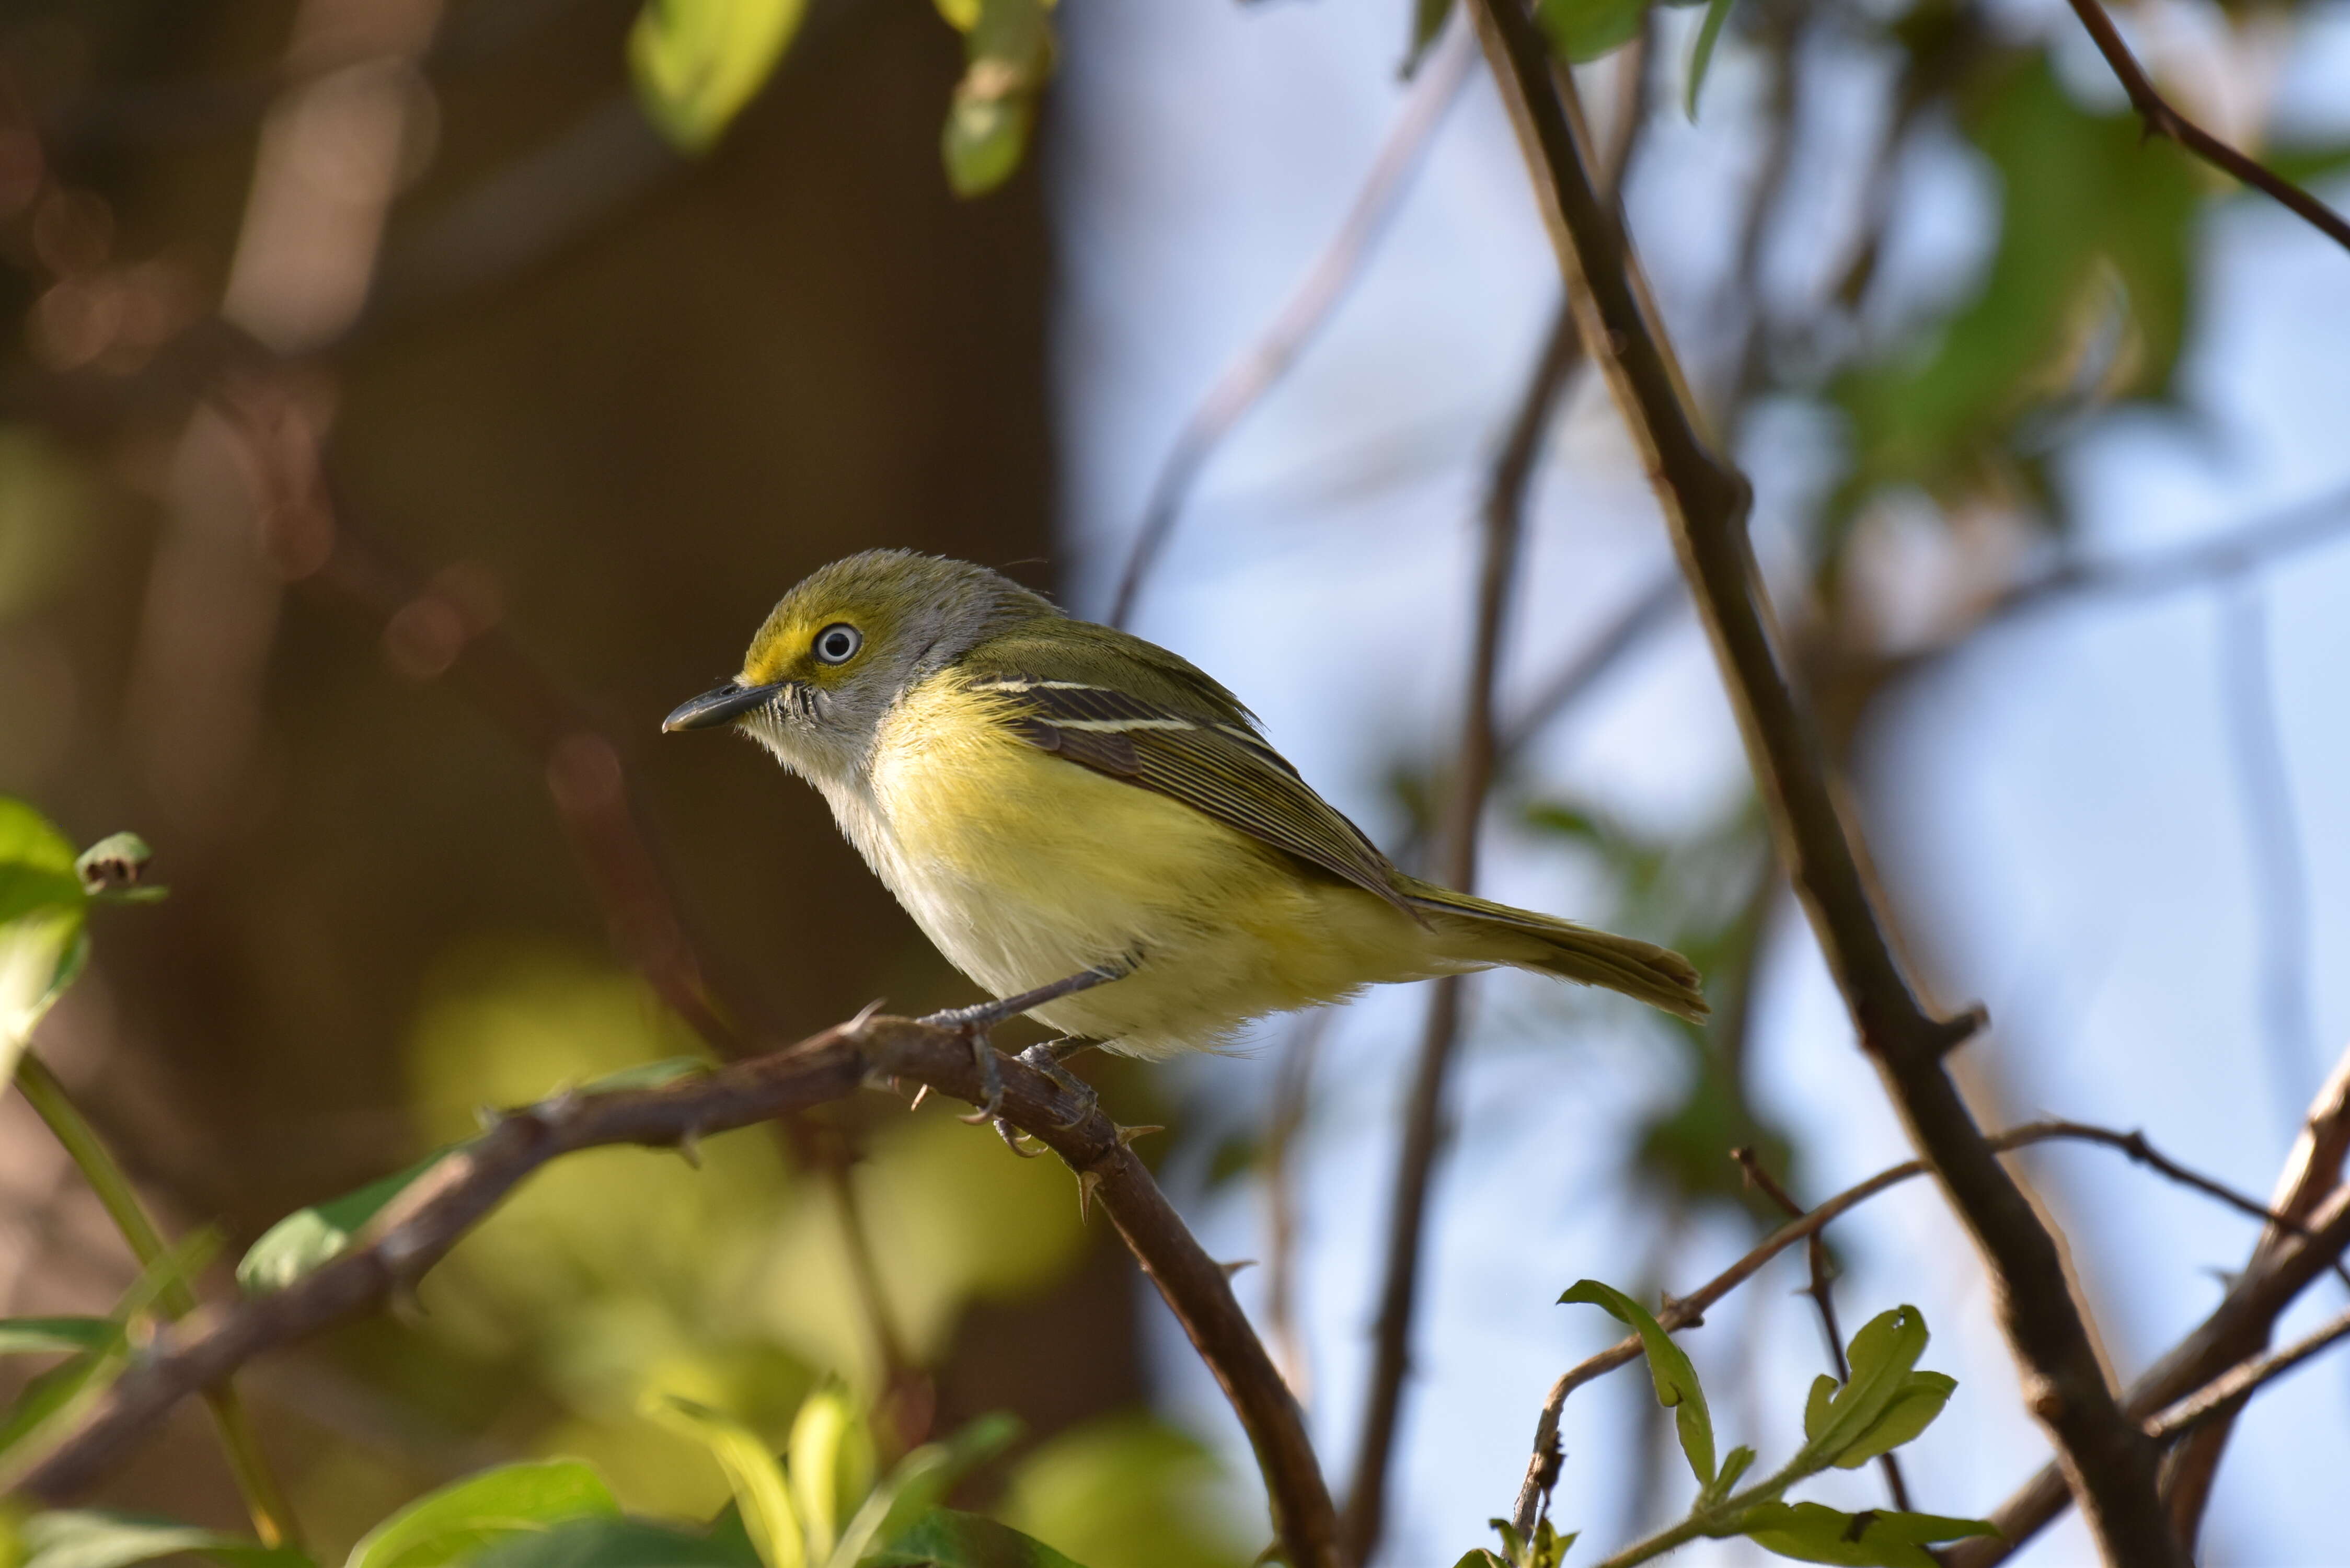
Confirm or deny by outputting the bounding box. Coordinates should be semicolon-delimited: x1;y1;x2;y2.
919;959;1134;1127
1018;1038;1100;1131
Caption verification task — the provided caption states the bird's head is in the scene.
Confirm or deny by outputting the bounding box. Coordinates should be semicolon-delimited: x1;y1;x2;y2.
663;549;1057;780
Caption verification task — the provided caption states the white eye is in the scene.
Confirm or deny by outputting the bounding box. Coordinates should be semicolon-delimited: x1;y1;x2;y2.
812;623;862;665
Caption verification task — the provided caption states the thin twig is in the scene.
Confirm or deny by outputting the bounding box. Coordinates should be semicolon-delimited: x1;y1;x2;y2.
1505;1114;2301;1538
2063;0;2350;256
20;1010;1345;1568
1731;1146;1914;1513
1493;568;1683;771
2146;1303;2350;1441
1949;1043;2350;1566
1343;300;1583;1564
1107;22;1476;627
1462;2;2184;1557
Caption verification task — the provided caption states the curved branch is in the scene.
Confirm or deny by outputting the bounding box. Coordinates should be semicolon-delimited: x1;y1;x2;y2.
19;1014;1343;1568
2064;0;2350;256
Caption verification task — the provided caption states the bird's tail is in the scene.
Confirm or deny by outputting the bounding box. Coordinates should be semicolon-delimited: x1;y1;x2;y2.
1397;875;1709;1022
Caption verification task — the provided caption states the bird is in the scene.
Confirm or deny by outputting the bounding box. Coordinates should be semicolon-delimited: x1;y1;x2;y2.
664;550;1704;1067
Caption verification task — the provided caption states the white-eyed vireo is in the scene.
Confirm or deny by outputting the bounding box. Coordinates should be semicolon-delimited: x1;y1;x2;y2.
664;550;1705;1059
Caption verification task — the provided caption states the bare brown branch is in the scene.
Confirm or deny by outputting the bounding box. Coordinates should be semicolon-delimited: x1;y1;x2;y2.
2064;0;2350;256
19;1012;1344;1568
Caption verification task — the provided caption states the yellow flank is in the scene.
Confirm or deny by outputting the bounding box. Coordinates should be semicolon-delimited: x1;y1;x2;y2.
859;674;1462;1057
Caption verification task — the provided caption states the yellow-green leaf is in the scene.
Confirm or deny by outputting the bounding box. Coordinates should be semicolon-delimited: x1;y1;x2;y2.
1560;1278;1714;1484
629;0;809;154
647;1396;804;1568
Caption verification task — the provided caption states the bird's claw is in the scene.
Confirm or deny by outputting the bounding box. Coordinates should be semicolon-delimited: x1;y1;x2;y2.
1017;1041;1099;1130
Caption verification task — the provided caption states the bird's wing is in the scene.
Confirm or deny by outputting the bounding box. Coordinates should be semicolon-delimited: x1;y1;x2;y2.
967;673;1412;914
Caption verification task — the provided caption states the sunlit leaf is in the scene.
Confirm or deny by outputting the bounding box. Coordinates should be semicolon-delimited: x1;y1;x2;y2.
629;0;809;155
647;1397;803;1568
1684;0;1735;118
0;798;88;1090
19;1510;308;1568
347;1460;621;1568
1534;0;1649;63
939;0;1056;197
1737;1502;1996;1568
828;1414;1019;1568
867;1511;1085;1568
238;1147;465;1297
0;1320;110;1358
1560;1279;1713;1484
786;1386;872;1563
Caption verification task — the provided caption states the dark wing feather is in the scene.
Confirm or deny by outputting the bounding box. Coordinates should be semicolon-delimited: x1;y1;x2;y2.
974;676;1411;913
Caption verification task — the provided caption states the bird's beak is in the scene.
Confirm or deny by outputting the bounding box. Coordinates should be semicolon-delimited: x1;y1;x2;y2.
663;680;784;733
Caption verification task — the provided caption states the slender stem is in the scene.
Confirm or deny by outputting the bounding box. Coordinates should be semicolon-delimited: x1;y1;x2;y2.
13;1051;303;1549
2064;0;2350;256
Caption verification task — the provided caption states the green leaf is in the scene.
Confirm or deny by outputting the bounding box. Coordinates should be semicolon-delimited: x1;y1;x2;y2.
346;1460;621;1568
1405;0;1456;75
1684;0;1735;119
787;1387;873;1563
1699;1444;1756;1506
1802;1374;1835;1443
1452;1555;1510;1568
1534;0;1650;64
1830;1372;1955;1470
471;1516;758;1568
0;1320;111;1357
1560;1279;1713;1484
646;1397;803;1568
629;0;809;154
238;1147;465;1296
1836;54;2202;503
20;1510;309;1568
867;1511;1085;1568
939;0;1055;197
1798;1308;1929;1472
0;799;89;1089
827;1414;1019;1568
1738;1502;1996;1568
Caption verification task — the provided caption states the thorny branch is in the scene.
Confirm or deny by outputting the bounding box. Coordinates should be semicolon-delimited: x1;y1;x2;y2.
1506;1116;2341;1540
20;1010;1345;1568
1108;20;1475;627
2063;0;2350;257
1463;0;2185;1557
